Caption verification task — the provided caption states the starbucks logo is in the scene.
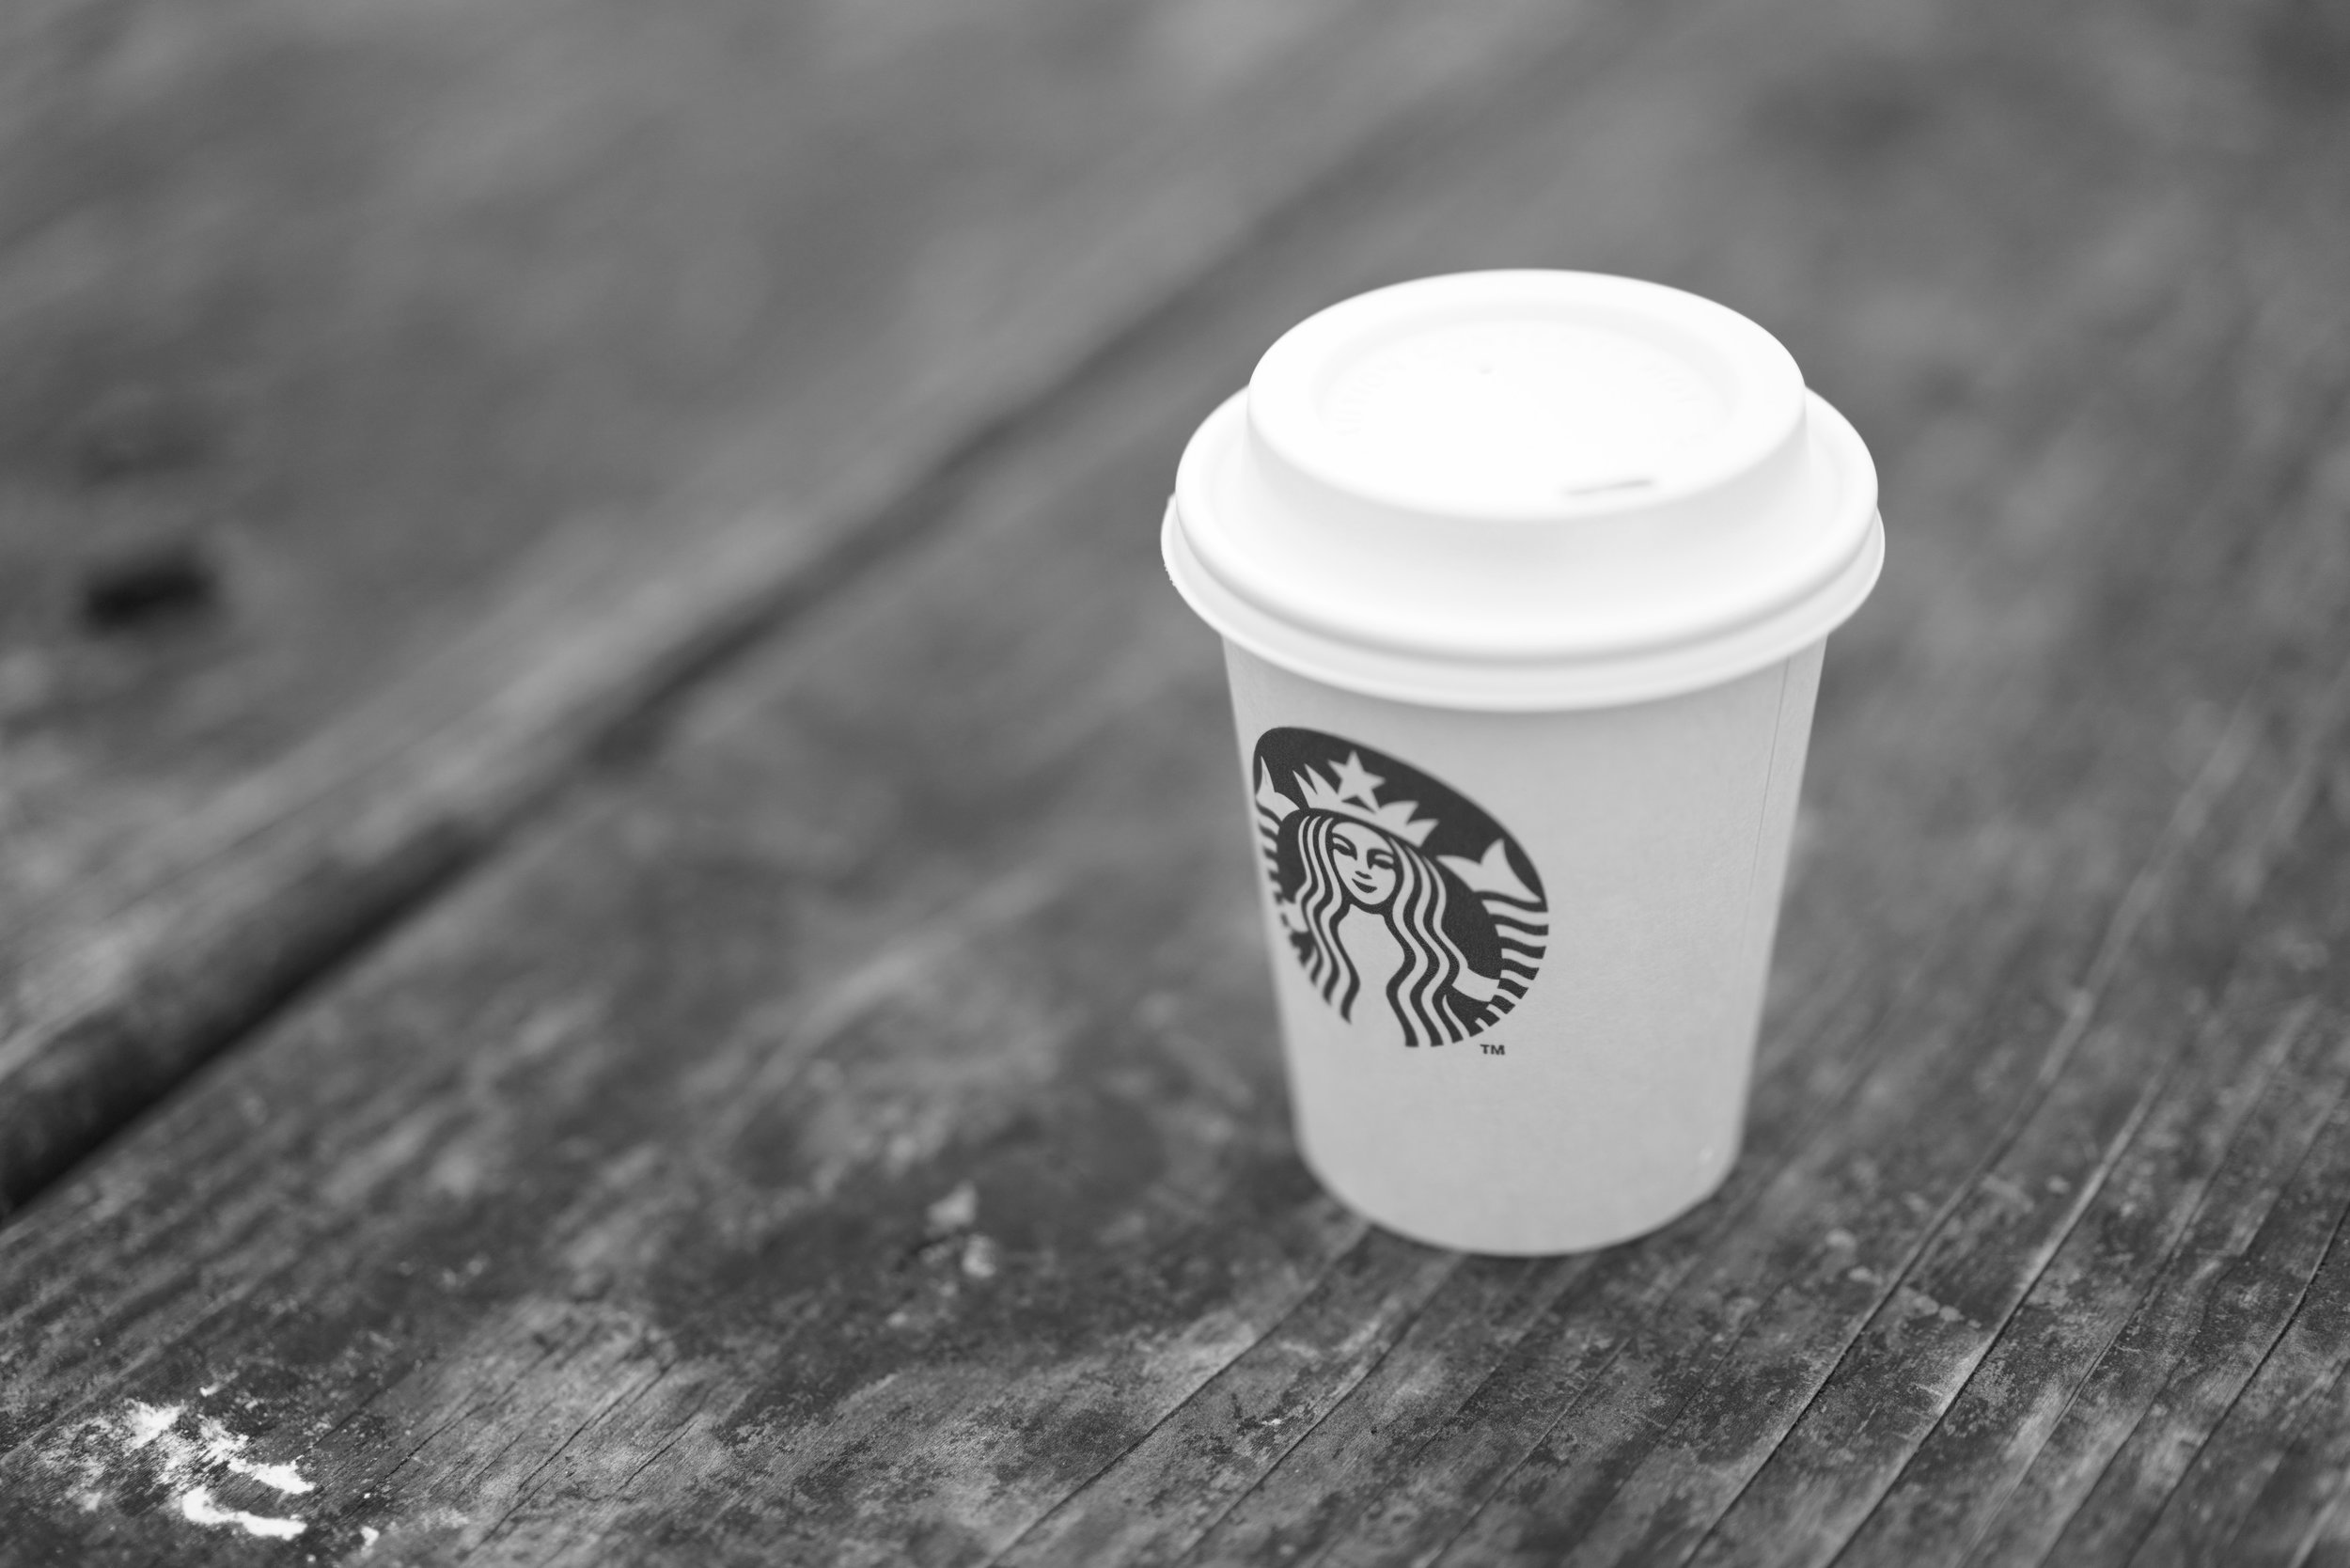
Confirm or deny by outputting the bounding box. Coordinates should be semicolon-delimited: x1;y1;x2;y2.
1252;728;1546;1047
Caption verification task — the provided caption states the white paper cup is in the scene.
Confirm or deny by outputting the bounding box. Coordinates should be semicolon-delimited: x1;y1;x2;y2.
1164;272;1882;1255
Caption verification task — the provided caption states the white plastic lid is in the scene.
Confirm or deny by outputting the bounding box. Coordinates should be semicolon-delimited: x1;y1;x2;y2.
1164;271;1883;709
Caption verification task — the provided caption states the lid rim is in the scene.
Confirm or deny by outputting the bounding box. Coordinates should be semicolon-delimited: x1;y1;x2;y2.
1176;388;1880;666
1165;502;1884;712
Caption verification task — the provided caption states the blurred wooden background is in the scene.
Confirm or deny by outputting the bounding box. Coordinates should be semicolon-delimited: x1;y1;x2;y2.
4;0;2350;1560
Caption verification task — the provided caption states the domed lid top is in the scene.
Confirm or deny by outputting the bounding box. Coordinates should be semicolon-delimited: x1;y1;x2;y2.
1249;269;1805;522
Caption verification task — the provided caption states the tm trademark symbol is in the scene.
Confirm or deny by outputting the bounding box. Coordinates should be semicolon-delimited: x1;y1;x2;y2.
1480;1042;1506;1057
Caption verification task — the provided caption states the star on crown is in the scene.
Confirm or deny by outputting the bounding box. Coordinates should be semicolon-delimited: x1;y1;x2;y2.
1286;751;1440;845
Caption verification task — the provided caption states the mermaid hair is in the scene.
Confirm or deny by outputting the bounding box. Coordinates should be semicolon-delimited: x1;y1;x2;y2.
1292;812;1363;1019
1293;811;1474;1047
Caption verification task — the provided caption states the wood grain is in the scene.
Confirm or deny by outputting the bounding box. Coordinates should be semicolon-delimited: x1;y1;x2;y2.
0;0;1602;1211
7;0;2350;1560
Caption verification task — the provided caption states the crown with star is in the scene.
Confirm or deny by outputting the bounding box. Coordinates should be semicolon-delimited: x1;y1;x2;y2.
1260;750;1440;846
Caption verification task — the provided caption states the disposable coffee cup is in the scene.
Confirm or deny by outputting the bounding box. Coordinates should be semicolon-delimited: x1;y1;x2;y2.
1163;271;1881;1255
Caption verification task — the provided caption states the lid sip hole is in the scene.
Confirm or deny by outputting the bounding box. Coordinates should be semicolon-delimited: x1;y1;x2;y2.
1560;476;1656;498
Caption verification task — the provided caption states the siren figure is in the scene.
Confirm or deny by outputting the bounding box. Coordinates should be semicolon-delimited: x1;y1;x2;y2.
1253;741;1545;1047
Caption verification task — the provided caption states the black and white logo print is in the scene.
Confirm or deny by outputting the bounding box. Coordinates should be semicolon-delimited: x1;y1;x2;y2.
1252;728;1547;1047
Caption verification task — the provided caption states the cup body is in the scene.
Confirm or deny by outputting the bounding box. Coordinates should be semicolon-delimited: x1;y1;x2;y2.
1224;639;1821;1254
1164;271;1880;1254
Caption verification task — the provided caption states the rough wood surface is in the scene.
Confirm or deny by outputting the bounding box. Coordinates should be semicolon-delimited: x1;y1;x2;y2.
0;0;1594;1210
8;0;2350;1561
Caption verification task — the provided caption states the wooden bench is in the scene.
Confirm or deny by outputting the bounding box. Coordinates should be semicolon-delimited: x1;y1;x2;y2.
6;0;2350;1560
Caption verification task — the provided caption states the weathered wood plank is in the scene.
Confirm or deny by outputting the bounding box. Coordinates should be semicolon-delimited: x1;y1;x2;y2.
6;0;2350;1560
1836;996;2349;1563
0;0;1598;1212
2220;1335;2350;1564
2107;1133;2350;1565
0;339;1367;1558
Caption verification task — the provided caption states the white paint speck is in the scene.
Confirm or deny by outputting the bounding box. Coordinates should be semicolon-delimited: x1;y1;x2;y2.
54;1400;319;1539
926;1181;979;1236
200;1417;316;1494
361;1525;381;1552
124;1402;183;1447
198;1383;221;1397
180;1484;307;1540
